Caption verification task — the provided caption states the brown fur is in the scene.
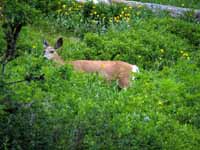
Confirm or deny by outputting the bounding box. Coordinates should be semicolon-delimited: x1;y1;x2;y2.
43;38;136;88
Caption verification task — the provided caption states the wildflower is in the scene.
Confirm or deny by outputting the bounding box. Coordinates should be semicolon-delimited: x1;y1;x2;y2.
183;53;189;57
126;18;130;22
181;3;185;7
124;7;127;10
62;4;66;8
180;50;184;54
128;6;132;9
94;11;97;15
32;45;36;49
121;11;124;14
137;4;143;8
160;49;164;53
158;101;163;105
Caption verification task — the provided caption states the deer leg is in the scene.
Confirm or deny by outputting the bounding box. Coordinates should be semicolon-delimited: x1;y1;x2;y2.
118;77;129;89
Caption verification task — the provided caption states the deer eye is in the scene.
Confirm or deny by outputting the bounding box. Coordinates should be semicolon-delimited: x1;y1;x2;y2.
49;51;54;53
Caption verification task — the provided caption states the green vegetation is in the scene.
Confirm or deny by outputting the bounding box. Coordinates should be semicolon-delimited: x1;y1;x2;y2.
134;0;200;9
0;0;200;149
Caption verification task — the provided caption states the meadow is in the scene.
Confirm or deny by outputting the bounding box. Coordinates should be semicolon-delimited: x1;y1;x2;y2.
0;0;200;149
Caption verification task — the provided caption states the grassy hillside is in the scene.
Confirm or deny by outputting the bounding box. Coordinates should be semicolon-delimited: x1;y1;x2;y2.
0;1;200;149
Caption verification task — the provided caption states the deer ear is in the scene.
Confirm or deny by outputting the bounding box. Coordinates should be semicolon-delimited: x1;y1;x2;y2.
43;40;49;48
54;37;63;49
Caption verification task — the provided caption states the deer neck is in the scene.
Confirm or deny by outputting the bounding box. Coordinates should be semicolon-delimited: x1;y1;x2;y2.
52;54;65;65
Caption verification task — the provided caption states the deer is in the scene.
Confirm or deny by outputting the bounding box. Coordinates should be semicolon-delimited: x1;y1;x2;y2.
43;37;139;88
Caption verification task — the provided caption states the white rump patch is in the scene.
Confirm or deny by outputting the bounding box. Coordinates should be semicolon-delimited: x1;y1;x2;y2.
132;65;139;80
132;65;139;73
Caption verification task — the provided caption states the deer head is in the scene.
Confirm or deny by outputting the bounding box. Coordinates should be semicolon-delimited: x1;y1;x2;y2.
43;38;65;65
43;37;63;60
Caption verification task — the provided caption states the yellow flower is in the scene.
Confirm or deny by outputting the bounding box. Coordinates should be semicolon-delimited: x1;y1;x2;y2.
62;4;66;8
183;53;189;57
180;50;184;54
125;13;130;17
181;3;185;7
158;101;163;106
121;11;124;14
124;7;127;10
137;5;143;8
160;49;164;53
128;6;132;9
32;45;36;49
94;11;97;15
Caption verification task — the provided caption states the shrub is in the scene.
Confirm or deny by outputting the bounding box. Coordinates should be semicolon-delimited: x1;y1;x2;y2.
47;0;133;37
0;1;200;149
82;26;191;70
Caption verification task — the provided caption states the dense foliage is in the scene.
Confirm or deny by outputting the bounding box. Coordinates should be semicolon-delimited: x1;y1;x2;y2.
0;0;200;149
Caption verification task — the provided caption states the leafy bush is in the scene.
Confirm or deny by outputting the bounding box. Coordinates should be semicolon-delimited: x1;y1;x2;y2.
47;0;134;37
82;27;191;70
0;1;200;149
1;55;200;149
